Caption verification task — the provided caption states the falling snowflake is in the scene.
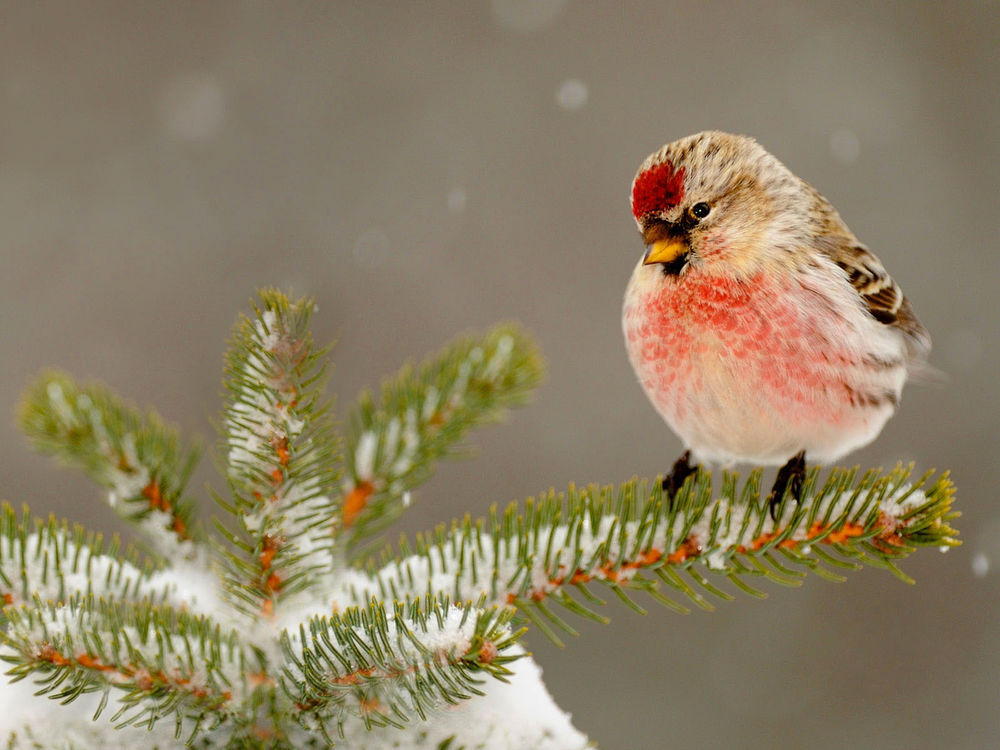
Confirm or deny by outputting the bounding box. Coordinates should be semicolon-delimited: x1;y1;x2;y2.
555;79;588;111
491;0;570;32
829;128;861;164
972;552;989;578
447;187;468;214
158;73;226;143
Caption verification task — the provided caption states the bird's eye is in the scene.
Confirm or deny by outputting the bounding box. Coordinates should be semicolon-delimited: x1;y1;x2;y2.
690;202;711;220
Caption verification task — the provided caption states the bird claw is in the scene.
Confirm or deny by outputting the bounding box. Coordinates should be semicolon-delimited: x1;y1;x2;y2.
662;450;699;505
768;450;806;521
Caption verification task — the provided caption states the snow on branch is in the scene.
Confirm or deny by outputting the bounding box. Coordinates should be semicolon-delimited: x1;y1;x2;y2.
0;595;246;735
357;466;958;645
219;289;340;618
280;596;522;737
19;372;199;558
338;325;543;556
0;504;200;618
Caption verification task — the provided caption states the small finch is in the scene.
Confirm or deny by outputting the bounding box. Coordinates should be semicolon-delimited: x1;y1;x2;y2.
621;131;930;504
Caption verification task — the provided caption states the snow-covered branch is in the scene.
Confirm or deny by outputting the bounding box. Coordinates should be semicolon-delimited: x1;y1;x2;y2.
338;325;543;556
19;372;199;558
356;466;957;645
281;597;522;734
219;289;340;618
0;595;245;733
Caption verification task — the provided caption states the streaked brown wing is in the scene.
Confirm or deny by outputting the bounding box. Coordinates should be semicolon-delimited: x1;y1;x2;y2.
832;244;931;357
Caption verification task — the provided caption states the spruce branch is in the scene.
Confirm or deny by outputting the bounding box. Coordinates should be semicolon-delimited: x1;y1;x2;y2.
359;466;958;646
4;287;958;748
0;504;186;619
18;372;199;556
280;596;523;736
338;325;543;555
218;290;340;619
0;595;245;734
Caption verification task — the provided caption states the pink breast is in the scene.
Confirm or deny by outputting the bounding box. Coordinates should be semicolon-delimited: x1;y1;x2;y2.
625;270;855;428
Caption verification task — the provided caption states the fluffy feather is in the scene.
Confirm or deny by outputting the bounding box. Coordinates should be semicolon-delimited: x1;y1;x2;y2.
623;131;929;466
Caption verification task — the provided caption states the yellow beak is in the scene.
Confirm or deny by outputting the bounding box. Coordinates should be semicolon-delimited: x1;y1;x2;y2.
643;237;689;266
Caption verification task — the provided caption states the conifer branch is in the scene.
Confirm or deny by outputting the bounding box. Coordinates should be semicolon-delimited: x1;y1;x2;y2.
5;287;959;748
338;325;543;556
219;290;340;618
0;504;187;619
359;466;958;646
280;596;523;735
18;372;199;556
0;595;245;733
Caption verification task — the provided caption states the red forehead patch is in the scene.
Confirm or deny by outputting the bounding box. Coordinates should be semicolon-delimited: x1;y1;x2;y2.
631;160;686;219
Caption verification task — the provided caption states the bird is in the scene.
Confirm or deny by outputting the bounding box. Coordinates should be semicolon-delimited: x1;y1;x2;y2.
621;131;931;512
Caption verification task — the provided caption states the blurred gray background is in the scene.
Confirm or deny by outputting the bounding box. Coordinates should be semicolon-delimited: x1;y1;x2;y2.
1;1;997;748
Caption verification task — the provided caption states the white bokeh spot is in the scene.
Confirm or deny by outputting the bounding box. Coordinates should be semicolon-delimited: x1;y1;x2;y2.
972;552;989;578
447;187;468;214
491;0;570;32
158;73;226;143
830;128;860;163
555;79;588;111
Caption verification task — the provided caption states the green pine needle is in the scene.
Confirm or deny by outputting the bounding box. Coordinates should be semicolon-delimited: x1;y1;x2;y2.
217;289;341;616
363;466;959;646
0;595;244;731
0;503;168;624
279;595;523;733
338;325;544;556
18;372;200;549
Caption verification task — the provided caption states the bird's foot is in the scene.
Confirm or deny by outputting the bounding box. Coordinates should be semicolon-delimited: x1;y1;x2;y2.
662;450;699;504
768;450;806;522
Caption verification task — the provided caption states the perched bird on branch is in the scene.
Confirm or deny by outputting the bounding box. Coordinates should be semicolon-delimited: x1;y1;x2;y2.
622;131;930;509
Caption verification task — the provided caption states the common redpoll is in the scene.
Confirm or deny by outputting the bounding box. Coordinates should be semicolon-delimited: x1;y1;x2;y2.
621;131;930;504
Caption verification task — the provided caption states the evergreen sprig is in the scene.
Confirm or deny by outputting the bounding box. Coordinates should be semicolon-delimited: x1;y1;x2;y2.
218;289;340;617
0;504;171;620
338;325;543;556
3;288;958;748
280;596;523;736
18;372;199;553
360;466;958;646
0;595;244;734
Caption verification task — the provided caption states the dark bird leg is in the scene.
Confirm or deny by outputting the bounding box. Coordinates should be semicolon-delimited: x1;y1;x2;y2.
769;450;806;521
662;450;699;503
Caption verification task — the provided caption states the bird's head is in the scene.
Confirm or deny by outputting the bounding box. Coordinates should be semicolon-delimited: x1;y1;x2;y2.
630;131;805;278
